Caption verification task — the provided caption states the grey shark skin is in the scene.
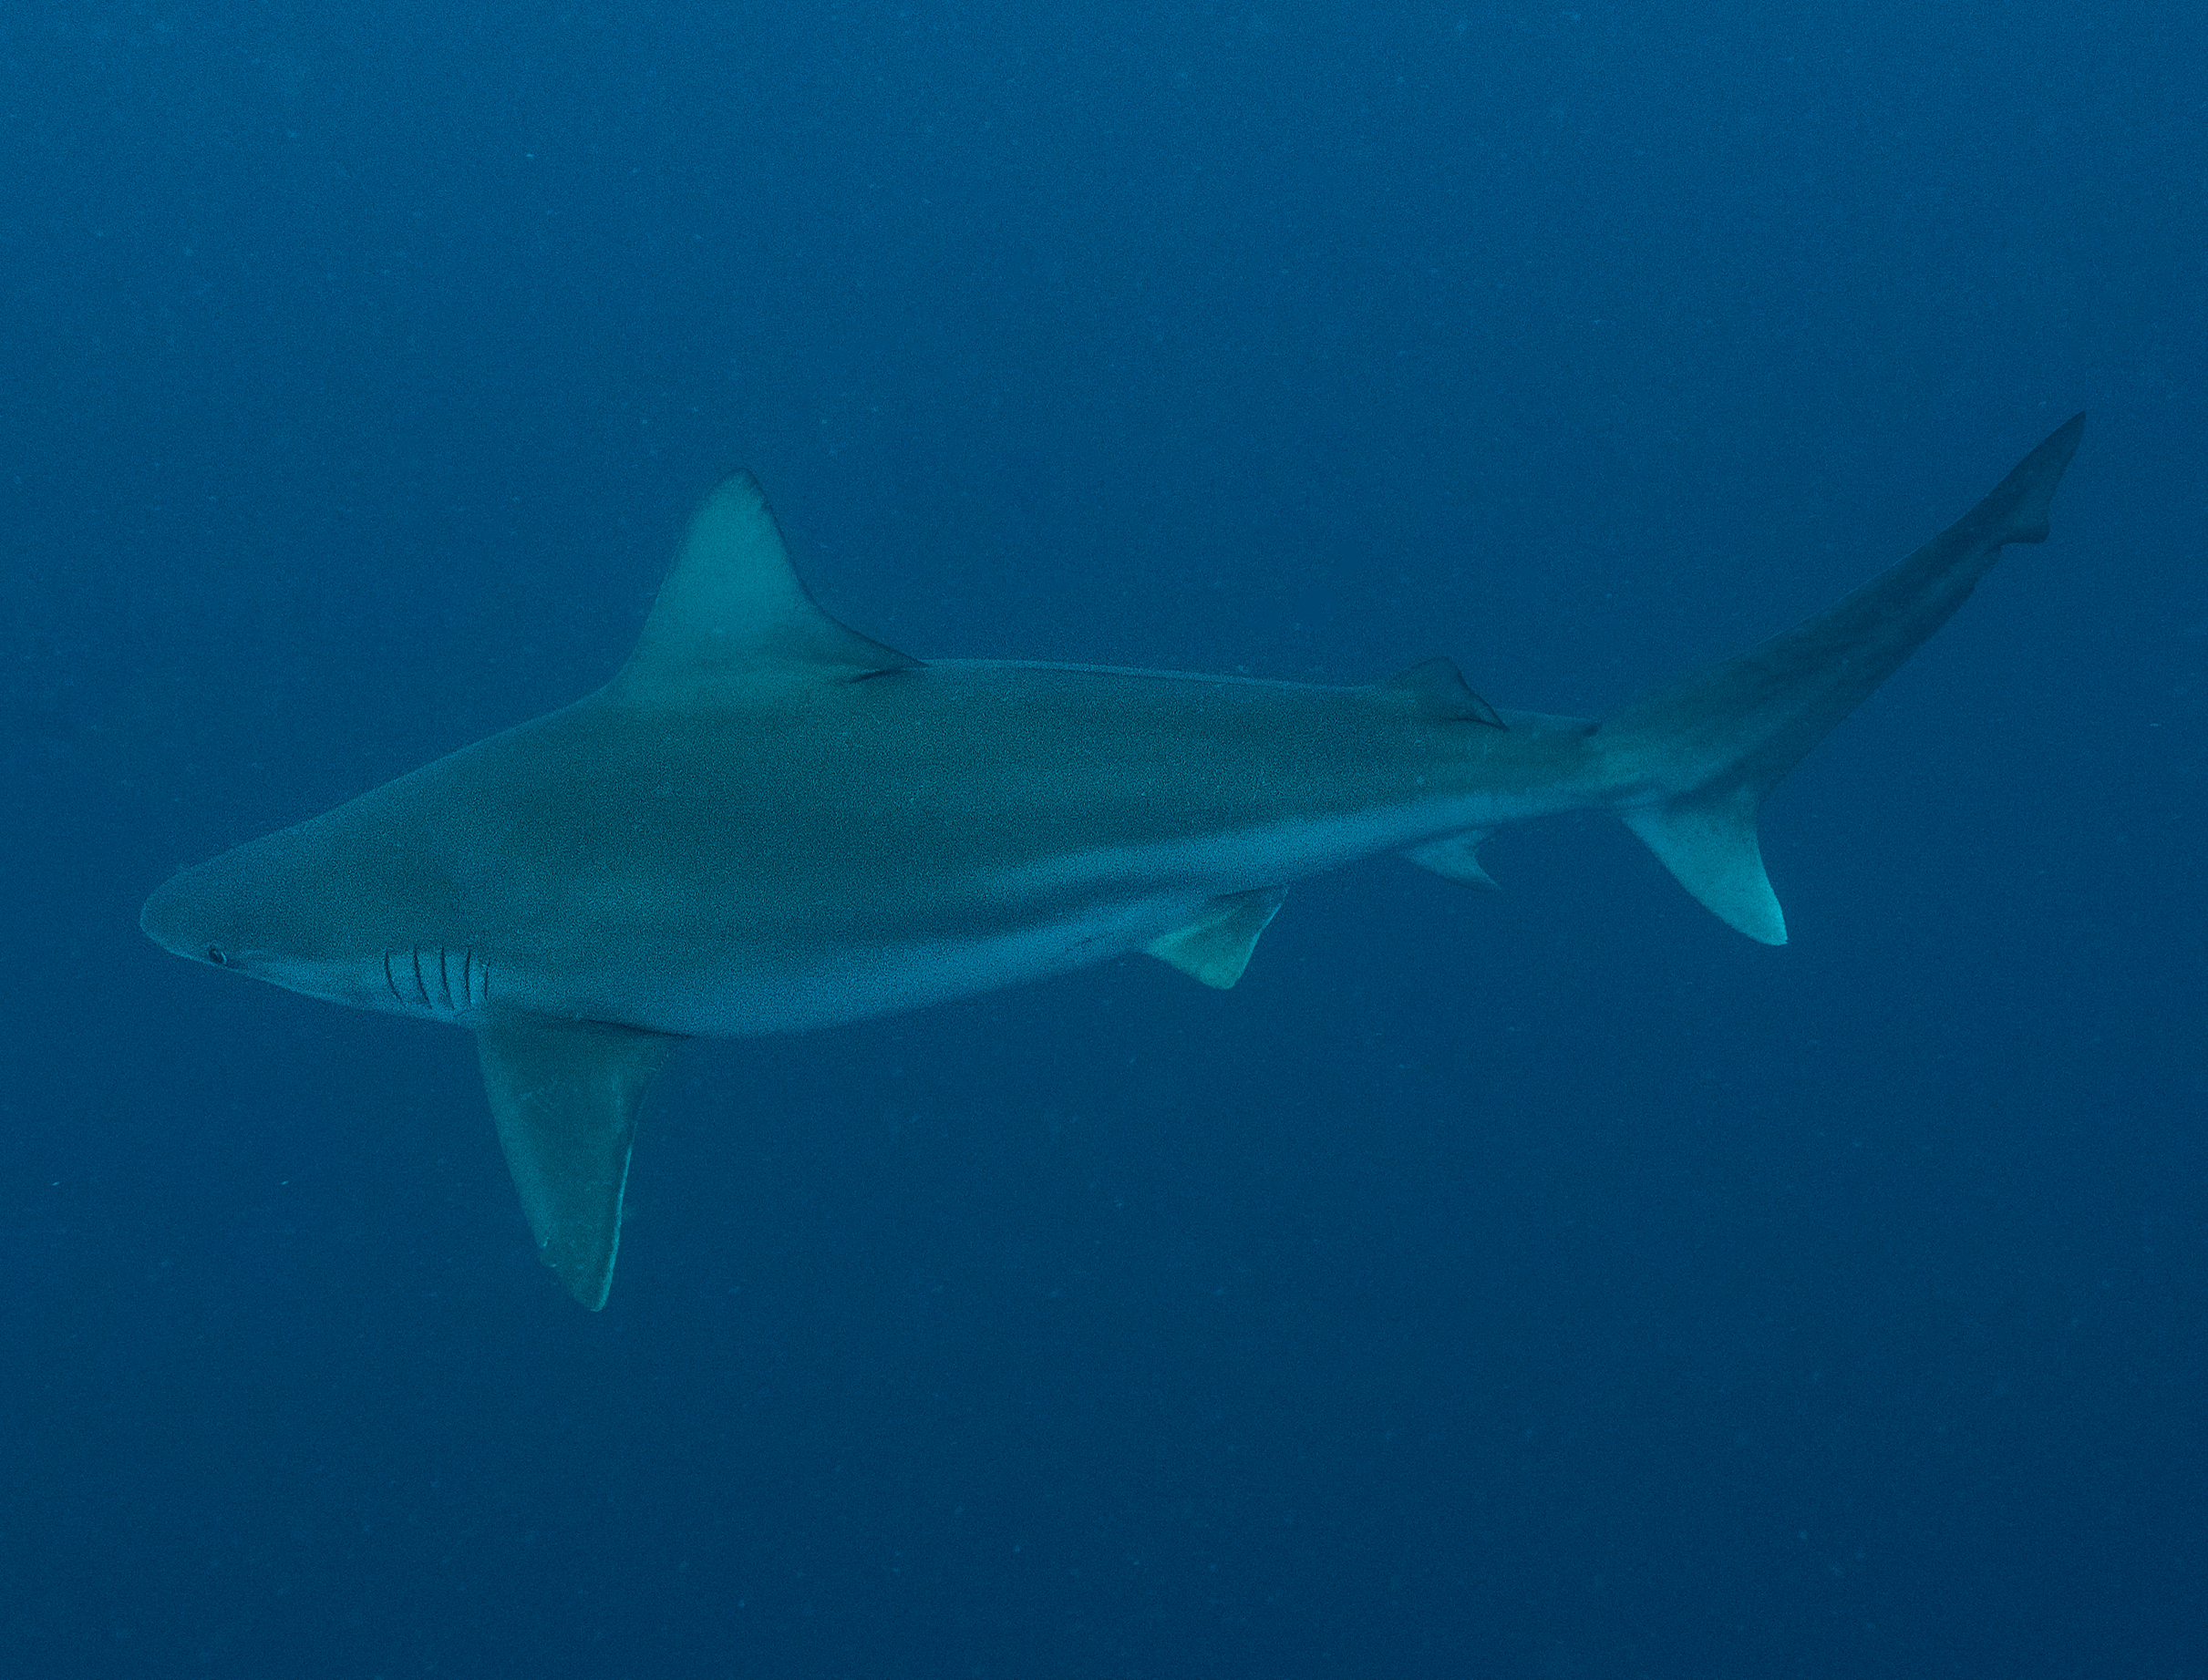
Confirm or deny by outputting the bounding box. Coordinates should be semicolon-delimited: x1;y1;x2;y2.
141;415;2087;1309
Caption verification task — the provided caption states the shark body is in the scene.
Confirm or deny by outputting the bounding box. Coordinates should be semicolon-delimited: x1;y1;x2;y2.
142;416;2086;1307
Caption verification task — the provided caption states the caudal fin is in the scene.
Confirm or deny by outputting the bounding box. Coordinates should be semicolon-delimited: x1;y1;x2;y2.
1599;413;2087;944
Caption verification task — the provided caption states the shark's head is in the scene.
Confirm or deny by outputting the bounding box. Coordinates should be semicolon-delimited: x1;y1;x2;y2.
141;813;465;1018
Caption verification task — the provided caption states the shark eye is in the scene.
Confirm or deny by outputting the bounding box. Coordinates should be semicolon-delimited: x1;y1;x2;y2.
206;946;229;966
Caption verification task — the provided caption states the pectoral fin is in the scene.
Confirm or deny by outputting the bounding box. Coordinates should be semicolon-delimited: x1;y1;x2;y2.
474;1015;686;1309
1146;887;1288;989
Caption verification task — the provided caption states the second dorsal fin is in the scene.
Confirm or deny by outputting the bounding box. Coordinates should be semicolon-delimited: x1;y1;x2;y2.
1388;658;1506;728
609;470;917;707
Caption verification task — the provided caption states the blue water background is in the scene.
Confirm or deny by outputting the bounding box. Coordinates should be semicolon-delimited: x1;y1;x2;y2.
5;2;2203;1674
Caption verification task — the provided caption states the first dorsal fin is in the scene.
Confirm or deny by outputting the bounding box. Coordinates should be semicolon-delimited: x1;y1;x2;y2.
608;470;918;707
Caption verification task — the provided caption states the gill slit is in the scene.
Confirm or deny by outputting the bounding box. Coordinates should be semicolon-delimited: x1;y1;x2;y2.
411;947;431;1008
383;952;404;1008
439;946;453;1010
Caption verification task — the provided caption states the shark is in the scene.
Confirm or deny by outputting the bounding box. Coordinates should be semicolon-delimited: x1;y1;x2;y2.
141;415;2086;1308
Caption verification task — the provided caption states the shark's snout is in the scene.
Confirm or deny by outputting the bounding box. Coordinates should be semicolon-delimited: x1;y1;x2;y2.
140;820;413;1008
139;869;206;959
141;848;273;969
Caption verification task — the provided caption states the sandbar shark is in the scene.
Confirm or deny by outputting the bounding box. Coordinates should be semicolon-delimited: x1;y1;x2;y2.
141;416;2086;1307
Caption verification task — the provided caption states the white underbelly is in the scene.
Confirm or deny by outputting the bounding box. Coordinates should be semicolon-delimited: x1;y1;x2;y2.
630;889;1216;1036
503;791;1536;1038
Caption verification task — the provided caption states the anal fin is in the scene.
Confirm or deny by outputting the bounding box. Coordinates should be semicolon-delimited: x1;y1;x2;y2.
1146;887;1288;989
475;1014;686;1309
1404;828;1500;890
